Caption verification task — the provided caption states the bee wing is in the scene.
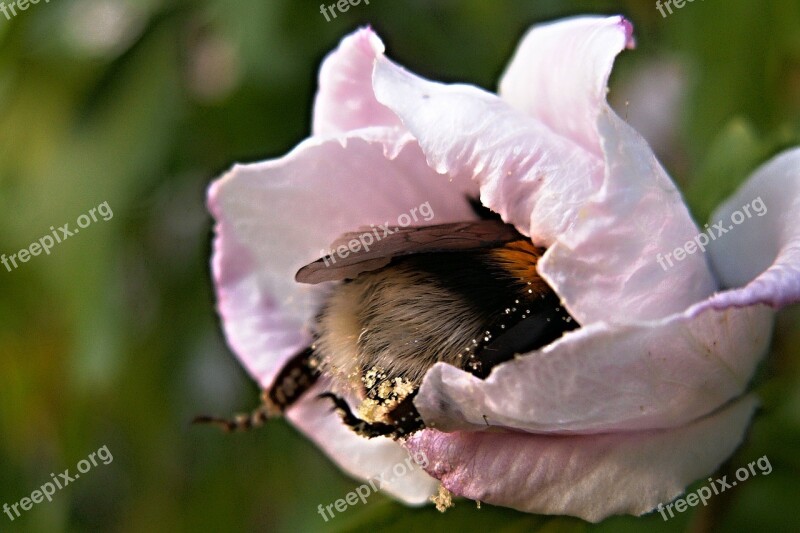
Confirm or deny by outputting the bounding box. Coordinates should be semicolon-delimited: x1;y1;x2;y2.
295;220;523;284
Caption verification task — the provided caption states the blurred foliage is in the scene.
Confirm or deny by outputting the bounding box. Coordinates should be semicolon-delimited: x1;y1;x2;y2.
0;0;798;532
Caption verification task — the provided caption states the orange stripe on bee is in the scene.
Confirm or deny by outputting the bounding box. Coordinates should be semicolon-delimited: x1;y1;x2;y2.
489;240;550;295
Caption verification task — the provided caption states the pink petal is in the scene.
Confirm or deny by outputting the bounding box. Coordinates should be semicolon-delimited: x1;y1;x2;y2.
208;129;476;390
373;26;715;323
313;28;402;136
415;302;773;434
287;382;438;504
374;55;602;247
498;15;634;156
406;395;758;522
537;109;717;324
698;148;800;312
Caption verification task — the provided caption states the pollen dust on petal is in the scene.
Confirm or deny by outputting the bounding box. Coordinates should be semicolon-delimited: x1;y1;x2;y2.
431;484;454;512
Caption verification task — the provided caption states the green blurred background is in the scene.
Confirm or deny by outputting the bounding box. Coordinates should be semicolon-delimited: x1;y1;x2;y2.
1;0;799;531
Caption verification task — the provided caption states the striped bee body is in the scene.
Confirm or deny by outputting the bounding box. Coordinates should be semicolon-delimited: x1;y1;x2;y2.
303;219;576;438
197;216;576;439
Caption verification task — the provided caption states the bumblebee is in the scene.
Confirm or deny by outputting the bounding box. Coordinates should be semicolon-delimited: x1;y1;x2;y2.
197;205;577;439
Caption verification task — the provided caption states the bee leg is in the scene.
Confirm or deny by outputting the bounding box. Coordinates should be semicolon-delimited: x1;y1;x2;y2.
319;391;426;439
318;393;398;438
194;346;320;432
264;346;321;411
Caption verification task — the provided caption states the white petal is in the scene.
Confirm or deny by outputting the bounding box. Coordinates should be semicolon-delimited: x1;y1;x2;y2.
373;56;715;324
499;15;634;156
313;28;402;136
538;109;717;324
701;148;800;311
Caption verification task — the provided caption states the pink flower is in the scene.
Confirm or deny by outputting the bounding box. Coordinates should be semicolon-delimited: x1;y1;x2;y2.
207;16;800;521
